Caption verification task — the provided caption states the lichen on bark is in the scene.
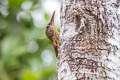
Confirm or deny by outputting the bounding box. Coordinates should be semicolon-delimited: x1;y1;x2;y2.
58;0;120;80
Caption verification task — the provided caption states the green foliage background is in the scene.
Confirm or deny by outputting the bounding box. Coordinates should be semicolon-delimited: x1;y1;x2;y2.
0;0;58;80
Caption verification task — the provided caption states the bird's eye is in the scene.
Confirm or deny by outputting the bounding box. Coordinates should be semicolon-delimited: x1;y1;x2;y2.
46;24;50;28
47;26;49;28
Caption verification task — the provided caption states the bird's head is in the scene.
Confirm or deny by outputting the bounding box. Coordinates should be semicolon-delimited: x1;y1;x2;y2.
46;11;55;40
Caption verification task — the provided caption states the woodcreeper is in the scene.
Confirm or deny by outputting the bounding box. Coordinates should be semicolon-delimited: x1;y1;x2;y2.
46;11;60;57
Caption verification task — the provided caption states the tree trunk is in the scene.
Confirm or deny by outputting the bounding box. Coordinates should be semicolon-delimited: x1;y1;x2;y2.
58;0;120;80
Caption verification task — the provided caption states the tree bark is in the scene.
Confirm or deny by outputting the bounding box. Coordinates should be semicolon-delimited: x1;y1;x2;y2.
58;0;120;80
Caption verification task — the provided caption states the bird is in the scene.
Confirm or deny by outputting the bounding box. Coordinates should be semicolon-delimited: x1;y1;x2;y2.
45;11;60;57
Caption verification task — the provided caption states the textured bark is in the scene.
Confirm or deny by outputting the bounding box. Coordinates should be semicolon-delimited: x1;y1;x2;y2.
58;0;120;80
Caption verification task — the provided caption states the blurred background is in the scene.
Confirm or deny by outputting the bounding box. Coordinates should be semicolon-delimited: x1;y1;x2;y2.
0;0;61;80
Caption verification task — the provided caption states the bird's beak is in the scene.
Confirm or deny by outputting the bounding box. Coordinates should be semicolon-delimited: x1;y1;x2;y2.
49;11;55;25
